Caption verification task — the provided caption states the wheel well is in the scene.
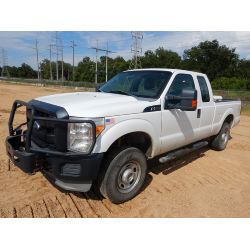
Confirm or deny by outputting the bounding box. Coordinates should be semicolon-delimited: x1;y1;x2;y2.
224;114;234;127
108;132;152;156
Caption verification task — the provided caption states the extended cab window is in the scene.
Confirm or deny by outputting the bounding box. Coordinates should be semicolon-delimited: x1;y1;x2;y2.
197;76;210;102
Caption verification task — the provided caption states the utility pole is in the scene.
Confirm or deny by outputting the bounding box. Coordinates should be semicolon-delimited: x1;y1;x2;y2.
1;48;10;77
70;40;77;81
90;41;115;83
49;44;53;80
103;42;115;82
60;40;64;82
55;32;59;81
90;40;99;84
32;39;40;81
129;31;143;69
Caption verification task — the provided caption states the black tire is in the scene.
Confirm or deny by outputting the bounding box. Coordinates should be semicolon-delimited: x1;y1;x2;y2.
98;146;147;204
210;122;230;151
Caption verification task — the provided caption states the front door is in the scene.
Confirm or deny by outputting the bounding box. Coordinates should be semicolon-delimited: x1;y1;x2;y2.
160;73;200;154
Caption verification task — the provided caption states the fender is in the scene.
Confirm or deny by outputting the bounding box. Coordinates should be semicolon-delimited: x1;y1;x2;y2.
212;107;234;135
92;118;160;158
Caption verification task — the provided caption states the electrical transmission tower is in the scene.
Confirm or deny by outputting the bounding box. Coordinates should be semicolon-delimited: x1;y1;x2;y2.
129;31;143;69
1;48;10;77
32;39;40;81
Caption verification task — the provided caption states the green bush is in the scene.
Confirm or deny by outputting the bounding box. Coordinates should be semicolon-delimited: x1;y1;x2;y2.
211;77;250;90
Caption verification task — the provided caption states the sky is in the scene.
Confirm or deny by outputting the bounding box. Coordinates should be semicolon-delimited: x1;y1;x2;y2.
1;31;250;69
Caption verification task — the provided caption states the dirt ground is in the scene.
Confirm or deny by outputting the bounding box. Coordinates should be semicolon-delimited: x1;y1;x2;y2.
0;82;249;218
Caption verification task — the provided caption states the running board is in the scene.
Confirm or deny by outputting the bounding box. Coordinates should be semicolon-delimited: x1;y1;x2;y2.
159;141;208;164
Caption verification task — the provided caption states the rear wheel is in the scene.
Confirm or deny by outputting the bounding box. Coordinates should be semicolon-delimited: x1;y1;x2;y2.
98;147;147;204
210;122;230;151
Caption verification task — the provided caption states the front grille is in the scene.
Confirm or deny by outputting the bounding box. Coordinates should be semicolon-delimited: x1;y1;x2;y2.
27;107;67;152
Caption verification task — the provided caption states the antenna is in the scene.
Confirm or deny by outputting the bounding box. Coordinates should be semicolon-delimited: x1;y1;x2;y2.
129;31;143;69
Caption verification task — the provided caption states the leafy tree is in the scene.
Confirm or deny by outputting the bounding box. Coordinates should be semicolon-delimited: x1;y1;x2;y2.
183;40;239;80
236;59;250;78
75;57;95;82
141;47;181;68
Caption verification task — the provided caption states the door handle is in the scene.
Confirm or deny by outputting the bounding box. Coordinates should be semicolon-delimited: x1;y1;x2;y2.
197;109;201;118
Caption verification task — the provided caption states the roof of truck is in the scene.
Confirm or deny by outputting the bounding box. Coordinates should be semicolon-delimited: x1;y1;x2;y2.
125;68;206;76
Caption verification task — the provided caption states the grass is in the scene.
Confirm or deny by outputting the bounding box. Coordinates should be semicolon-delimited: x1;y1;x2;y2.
241;105;250;116
213;90;250;101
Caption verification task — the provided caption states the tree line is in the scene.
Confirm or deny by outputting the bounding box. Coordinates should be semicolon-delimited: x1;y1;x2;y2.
1;40;250;90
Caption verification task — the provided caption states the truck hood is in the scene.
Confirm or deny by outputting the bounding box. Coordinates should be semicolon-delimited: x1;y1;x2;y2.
35;92;155;117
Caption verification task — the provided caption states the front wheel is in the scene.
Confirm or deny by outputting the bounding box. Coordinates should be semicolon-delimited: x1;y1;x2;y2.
98;147;147;204
210;122;230;151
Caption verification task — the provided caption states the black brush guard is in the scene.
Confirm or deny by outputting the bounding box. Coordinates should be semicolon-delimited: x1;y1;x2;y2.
6;100;96;174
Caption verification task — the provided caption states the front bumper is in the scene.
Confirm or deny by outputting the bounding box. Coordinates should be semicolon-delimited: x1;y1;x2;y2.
5;99;103;193
6;135;103;192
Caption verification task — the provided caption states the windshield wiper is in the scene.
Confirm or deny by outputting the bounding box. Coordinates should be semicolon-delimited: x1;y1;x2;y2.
108;90;133;96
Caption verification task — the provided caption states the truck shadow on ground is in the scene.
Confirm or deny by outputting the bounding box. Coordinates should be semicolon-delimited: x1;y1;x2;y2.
148;146;209;176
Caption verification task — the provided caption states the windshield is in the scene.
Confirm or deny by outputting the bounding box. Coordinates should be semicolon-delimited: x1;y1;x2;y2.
99;70;173;98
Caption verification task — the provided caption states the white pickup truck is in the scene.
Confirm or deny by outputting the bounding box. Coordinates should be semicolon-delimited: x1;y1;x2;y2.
6;69;241;203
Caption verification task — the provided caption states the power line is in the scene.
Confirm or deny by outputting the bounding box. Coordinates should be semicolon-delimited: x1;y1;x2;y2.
130;31;143;69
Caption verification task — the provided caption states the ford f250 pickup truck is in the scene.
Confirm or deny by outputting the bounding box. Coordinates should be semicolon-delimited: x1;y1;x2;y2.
5;69;241;203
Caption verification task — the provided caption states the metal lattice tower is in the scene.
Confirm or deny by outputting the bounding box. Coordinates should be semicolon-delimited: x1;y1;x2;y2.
1;48;10;77
129;31;143;69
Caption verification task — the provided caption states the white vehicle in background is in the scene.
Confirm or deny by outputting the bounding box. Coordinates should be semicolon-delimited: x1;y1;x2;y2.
6;69;241;203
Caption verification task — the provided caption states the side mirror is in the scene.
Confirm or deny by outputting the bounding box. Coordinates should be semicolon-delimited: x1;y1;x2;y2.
165;89;197;111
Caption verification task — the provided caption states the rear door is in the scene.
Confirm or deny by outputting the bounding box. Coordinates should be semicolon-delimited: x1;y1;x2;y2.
195;74;215;139
160;72;201;153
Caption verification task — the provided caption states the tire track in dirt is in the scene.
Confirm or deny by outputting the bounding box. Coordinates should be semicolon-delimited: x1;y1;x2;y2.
56;193;82;218
43;196;67;218
0;207;16;218
83;190;111;217
68;193;98;218
16;205;34;218
31;200;50;218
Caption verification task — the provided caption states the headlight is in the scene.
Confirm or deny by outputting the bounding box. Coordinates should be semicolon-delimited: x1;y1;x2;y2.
67;118;105;153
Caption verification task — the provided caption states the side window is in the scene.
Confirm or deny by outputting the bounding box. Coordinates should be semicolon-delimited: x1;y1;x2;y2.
197;76;210;102
166;73;195;106
168;74;195;96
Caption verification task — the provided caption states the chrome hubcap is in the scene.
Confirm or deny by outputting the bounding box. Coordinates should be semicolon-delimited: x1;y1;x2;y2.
117;161;141;193
221;128;229;145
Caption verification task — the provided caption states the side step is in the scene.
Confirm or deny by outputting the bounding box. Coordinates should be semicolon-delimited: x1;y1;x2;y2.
159;141;208;164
